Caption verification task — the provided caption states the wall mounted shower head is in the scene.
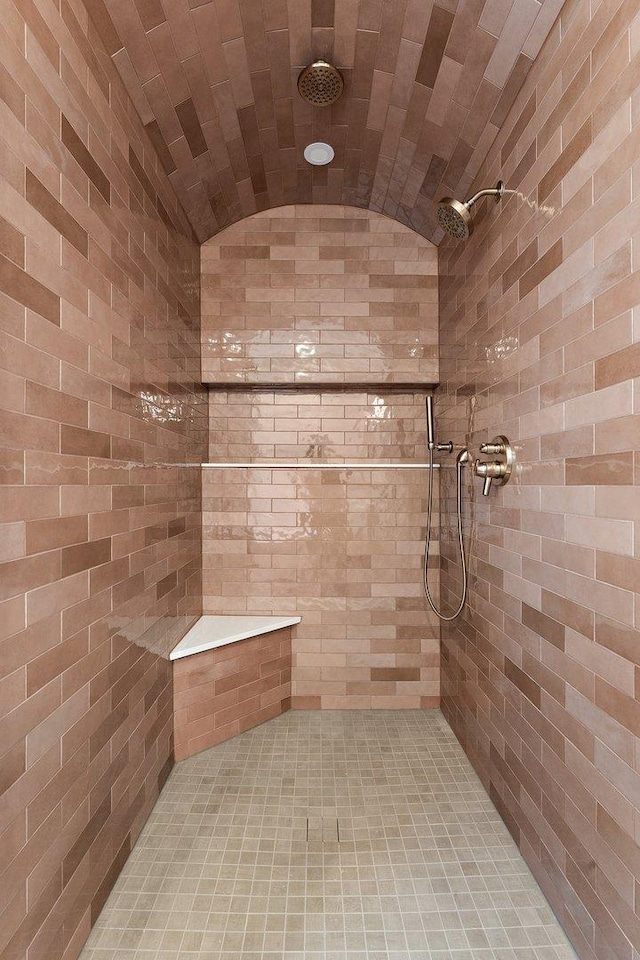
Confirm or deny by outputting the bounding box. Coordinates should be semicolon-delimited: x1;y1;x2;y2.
436;199;473;240
437;181;506;240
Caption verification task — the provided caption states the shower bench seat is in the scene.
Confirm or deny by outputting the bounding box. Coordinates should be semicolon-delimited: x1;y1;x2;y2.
170;615;300;760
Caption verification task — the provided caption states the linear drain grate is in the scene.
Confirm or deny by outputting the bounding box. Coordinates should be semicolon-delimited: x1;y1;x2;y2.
306;817;340;843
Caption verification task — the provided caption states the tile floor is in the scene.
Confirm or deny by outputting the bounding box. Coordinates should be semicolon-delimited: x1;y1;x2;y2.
80;711;577;960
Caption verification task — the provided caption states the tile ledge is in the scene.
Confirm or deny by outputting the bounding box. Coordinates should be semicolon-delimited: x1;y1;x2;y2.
169;615;301;660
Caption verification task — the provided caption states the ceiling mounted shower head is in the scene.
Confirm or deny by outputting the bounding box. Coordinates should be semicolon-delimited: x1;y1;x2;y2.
437;181;506;240
297;60;344;106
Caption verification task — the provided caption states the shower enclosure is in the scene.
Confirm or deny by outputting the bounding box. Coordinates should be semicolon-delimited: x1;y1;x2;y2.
2;0;638;958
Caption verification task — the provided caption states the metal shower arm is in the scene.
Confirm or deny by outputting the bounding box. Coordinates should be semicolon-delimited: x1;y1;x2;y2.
466;181;506;208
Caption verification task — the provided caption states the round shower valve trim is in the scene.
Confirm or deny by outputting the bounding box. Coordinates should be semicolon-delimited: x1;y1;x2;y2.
474;435;515;496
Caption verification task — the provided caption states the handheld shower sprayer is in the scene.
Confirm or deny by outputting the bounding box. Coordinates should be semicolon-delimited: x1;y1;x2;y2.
426;394;435;449
423;396;468;621
426;395;452;453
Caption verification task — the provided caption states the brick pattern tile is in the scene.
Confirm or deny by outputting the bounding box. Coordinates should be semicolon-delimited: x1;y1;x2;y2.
93;0;564;243
438;0;640;957
173;628;293;760
0;2;207;959
201;204;438;386
203;391;440;710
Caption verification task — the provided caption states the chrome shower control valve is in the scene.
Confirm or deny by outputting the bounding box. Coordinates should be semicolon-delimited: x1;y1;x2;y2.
475;435;515;496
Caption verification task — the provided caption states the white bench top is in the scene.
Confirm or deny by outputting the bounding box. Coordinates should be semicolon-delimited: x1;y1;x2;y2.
169;615;301;661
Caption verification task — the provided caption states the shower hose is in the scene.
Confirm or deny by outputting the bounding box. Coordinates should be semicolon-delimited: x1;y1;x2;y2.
423;446;469;621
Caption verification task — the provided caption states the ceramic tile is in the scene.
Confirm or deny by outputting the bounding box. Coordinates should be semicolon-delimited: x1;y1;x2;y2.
0;2;207;958
93;0;564;242
78;710;577;960
203;391;440;707
438;0;640;957
202;205;438;386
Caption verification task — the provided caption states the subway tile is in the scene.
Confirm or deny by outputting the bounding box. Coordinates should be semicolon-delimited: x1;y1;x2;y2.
203;207;438;385
0;254;60;325
0;214;25;268
565;381;633;429
61;538;111;577
566;515;634;557
61;117;111;204
25;515;88;555
595;679;640;739
173;628;291;759
522;602;566;649
143;118;176;174
505;658;541;708
593;269;640;326
439;8;640;955
519;239;563;299
25;170;88;257
0;1;205;955
175;97;208;158
594;415;640;455
203;392;439;707
1;408;59;458
25;381;87;427
0;59;26;123
595;615;640;667
60;425;110;458
96;0;553;242
566;452;633;486
415;6;454;89
539;118;592;202
595;551;640;595
595;341;640;391
26;631;89;698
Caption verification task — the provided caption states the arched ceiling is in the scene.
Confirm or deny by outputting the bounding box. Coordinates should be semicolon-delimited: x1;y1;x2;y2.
88;0;564;243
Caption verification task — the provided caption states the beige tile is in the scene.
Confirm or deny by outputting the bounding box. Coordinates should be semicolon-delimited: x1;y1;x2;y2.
78;711;577;960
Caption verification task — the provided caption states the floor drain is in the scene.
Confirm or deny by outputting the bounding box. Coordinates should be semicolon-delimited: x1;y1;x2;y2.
306;817;339;842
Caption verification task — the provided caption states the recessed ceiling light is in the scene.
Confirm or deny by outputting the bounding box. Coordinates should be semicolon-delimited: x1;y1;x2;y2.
304;142;334;166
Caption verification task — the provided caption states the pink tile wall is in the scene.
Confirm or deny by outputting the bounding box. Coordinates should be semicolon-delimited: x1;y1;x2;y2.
173;627;292;761
0;1;206;958
203;391;440;709
201;204;438;385
90;0;563;244
438;0;640;957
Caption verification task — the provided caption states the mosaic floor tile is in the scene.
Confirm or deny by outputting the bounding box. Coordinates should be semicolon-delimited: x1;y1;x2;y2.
80;711;577;960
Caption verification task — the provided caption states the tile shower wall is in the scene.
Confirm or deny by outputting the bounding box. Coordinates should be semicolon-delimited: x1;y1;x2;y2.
438;0;640;958
201;204;438;386
203;391;440;709
0;2;206;958
87;0;565;244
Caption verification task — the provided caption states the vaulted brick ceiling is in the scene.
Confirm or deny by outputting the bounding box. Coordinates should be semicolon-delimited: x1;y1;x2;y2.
89;0;564;242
